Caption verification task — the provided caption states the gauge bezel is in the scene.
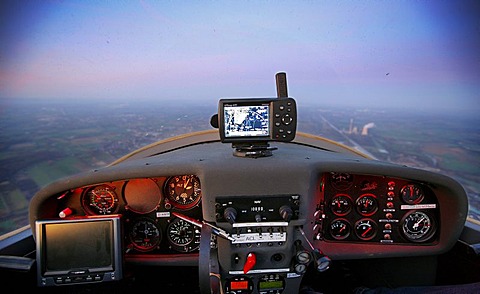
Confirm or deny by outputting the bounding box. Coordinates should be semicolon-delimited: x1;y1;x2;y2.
400;184;425;205
329;218;351;240
128;217;162;252
81;184;119;215
355;193;378;216
330;194;353;216
354;218;377;241
164;175;202;210
166;217;201;252
330;172;354;191
123;178;162;214
400;210;437;243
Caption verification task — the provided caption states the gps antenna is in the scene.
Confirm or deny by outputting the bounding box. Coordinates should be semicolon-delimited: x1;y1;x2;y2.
276;72;288;98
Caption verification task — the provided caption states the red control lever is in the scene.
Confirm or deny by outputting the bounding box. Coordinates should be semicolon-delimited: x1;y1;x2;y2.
243;252;256;274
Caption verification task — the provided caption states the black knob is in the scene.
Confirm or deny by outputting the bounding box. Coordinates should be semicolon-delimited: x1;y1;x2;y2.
312;249;331;272
223;207;237;224
279;205;293;221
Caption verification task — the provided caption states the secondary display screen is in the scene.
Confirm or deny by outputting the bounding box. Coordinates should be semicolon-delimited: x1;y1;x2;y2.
223;104;270;138
36;216;123;286
44;221;112;271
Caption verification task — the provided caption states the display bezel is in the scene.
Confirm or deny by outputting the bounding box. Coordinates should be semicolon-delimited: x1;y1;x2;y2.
35;215;123;287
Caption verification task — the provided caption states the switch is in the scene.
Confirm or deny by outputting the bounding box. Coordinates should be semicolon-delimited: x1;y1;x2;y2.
243;252;256;274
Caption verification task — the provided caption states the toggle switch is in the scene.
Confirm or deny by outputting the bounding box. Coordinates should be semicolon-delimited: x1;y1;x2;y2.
243;252;256;274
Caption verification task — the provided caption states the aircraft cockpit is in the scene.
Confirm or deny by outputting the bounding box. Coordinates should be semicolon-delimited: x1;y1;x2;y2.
1;73;473;294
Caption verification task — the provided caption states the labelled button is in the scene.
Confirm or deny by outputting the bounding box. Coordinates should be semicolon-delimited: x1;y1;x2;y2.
386;202;394;208
384;223;392;230
386;213;393;219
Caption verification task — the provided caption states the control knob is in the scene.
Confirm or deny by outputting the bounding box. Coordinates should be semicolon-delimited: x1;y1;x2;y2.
279;205;293;221
223;207;237;224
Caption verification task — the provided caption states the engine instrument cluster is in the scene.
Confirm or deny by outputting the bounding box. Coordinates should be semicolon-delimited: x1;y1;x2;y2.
315;172;439;244
56;175;203;254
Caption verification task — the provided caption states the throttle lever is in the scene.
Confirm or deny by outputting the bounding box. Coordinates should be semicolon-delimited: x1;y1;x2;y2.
172;212;235;241
298;227;331;272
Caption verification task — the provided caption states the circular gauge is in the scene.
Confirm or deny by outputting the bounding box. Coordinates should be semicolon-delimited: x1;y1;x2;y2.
165;175;201;210
124;178;161;214
81;185;119;215
354;219;377;240
330;194;353;216
401;211;436;242
400;184;424;204
330;173;353;191
355;194;378;216
329;218;351;240
167;218;201;252
128;218;162;252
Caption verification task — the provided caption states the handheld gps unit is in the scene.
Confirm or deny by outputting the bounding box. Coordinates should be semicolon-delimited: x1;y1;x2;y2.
218;97;297;143
210;72;297;157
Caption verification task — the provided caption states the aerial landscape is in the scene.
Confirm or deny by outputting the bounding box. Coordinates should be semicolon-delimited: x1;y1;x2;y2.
0;99;479;235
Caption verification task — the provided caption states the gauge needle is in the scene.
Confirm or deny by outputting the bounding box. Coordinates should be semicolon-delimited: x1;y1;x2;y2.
184;178;190;188
362;227;372;237
414;217;425;229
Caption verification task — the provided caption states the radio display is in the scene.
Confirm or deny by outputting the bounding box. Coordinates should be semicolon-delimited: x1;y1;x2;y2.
259;280;283;289
230;280;250;290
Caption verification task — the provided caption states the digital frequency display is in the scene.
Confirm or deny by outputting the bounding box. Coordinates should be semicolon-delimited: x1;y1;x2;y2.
223;104;269;138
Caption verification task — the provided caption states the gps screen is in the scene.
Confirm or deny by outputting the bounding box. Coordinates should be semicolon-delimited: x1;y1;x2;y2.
223;104;269;138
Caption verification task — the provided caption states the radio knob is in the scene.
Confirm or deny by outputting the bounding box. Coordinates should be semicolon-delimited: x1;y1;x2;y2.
279;205;293;221
224;207;237;224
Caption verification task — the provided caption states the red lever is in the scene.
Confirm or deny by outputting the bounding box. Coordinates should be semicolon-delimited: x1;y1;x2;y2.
243;252;256;274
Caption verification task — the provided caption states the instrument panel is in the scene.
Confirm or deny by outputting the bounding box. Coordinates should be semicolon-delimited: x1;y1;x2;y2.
315;172;439;244
56;175;202;254
46;170;443;259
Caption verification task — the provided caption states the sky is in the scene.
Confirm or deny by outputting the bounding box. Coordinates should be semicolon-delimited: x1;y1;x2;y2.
0;0;479;112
